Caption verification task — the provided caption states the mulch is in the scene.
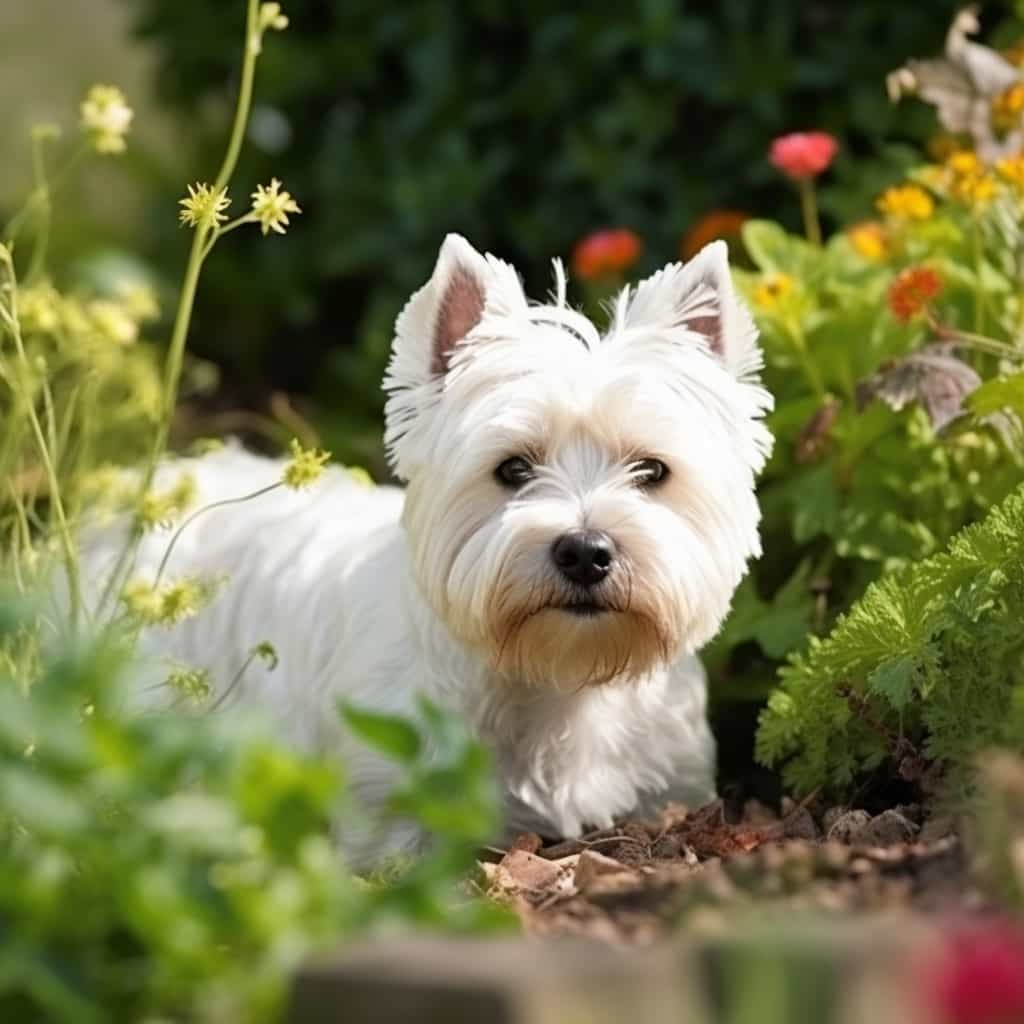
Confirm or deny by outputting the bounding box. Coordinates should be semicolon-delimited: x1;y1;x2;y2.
479;797;986;943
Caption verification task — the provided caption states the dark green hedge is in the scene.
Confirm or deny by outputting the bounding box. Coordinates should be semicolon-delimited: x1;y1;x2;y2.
129;0;979;463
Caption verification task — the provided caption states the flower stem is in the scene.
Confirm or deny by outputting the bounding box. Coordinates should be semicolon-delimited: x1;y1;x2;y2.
972;217;986;334
798;177;822;246
101;0;263;616
154;482;281;587
0;255;80;632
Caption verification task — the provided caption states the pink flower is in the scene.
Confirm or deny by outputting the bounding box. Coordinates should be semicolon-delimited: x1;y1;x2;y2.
572;229;642;281
769;132;839;180
924;920;1024;1024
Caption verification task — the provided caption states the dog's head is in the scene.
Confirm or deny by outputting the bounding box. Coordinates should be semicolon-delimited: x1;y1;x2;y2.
384;234;772;689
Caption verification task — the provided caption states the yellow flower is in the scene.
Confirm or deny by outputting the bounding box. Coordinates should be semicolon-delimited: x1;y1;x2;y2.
122;576;220;626
847;221;890;263
258;2;289;31
752;273;794;310
18;284;62;334
945;149;983;178
997;155;1024;190
80;85;133;155
944;149;999;207
87;300;138;346
991;82;1024;135
166;666;212;704
250;179;302;236
950;171;999;206
178;183;231;230
281;438;330;489
876;184;935;221
115;282;160;322
138;473;197;529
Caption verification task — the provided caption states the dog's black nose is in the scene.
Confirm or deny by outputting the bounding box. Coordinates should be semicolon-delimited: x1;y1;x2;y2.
551;530;615;587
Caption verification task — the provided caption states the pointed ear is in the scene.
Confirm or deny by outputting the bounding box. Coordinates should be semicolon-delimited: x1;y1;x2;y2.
392;233;491;382
622;240;761;379
384;234;507;477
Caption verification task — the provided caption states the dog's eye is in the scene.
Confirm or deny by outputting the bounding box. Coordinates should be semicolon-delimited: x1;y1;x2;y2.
632;458;669;488
495;456;535;489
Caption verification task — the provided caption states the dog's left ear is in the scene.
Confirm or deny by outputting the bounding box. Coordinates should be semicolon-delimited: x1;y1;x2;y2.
622;241;761;379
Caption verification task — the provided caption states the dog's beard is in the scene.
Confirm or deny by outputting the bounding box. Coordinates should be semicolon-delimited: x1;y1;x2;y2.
482;572;680;690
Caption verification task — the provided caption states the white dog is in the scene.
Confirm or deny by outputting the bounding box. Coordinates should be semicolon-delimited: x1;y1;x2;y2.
97;234;772;857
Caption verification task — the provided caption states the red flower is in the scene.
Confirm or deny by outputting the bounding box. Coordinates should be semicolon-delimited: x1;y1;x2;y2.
681;209;749;259
887;266;944;322
924;920;1024;1024
769;132;839;179
572;229;642;281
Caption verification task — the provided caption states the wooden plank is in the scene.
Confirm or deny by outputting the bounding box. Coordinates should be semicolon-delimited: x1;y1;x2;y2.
288;937;706;1024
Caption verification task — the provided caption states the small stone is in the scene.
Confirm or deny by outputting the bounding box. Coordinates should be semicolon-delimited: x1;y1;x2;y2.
742;798;778;826
822;806;851;833
919;814;956;843
826;809;871;844
852;809;919;847
782;806;820;841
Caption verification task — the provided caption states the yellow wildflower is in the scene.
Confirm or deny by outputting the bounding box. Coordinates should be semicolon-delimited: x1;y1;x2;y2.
281;438;330;489
115;282;160;322
945;149;983;178
122;576;220;626
949;172;999;206
847;221;890;263
876;184;935;221
991;82;1024;135
80;85;133;155
997;155;1024;190
752;273;794;310
18;284;62;334
88;300;138;346
258;2;289;31
138;473;197;529
178;183;231;230
250;179;302;236
253;3;289;53
166;666;212;704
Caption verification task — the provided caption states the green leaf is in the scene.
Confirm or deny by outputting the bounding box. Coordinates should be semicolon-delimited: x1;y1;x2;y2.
968;373;1024;418
868;655;918;710
339;703;422;763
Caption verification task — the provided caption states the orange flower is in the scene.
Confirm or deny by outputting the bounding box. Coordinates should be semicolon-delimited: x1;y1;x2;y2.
681;209;749;259
769;132;839;179
887;266;943;322
572;229;642;281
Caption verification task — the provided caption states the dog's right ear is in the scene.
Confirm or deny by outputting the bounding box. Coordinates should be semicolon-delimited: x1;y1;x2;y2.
384;234;497;477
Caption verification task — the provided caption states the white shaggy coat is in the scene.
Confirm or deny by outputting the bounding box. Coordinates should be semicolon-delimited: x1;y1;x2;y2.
85;235;772;859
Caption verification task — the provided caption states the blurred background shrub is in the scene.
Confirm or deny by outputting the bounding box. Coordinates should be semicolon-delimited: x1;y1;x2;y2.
5;0;1004;470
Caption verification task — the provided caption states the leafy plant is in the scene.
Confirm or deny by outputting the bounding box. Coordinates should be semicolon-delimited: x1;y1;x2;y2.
756;482;1024;793
0;599;507;1023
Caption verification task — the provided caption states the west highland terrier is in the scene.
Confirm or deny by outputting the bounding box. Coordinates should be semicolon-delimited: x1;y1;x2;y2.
96;234;772;857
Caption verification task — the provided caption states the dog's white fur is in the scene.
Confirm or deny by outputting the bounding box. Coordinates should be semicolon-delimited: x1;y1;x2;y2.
86;234;772;858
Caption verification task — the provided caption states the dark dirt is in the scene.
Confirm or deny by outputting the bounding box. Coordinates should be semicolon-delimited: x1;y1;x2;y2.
480;797;986;943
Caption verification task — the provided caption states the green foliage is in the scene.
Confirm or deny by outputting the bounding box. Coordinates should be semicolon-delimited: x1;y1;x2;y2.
124;0;982;462
0;602;509;1023
756;485;1024;793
